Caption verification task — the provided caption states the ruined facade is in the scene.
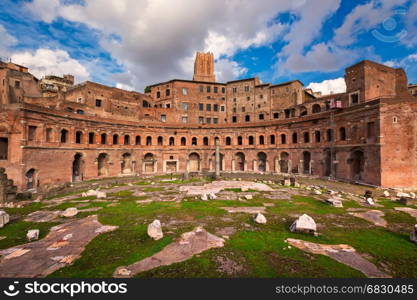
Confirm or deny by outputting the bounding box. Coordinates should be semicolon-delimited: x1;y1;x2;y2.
0;53;416;192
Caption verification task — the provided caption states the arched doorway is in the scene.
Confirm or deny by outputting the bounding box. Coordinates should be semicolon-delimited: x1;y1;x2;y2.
350;150;364;180
72;153;83;182
188;152;200;172
121;153;133;174
143;153;156;173
97;153;109;176
257;152;267;172
235;152;245;171
303;151;311;174
279;152;289;173
25;168;36;190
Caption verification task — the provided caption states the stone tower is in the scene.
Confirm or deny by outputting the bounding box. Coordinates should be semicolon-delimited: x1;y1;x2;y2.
193;52;216;82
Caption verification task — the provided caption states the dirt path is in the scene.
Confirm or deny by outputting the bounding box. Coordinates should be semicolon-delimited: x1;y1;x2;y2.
0;215;117;277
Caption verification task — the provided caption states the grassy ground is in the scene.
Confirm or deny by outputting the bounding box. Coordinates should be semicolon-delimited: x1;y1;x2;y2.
1;176;416;278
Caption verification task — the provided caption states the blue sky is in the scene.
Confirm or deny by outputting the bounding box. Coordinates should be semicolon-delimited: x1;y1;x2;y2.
0;0;416;94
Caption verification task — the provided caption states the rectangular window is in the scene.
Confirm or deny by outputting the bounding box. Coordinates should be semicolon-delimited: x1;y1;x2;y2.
95;99;102;107
206;104;211;111
206;118;211;124
350;92;359;105
233;107;236;113
46;128;52;142
213;118;218;124
161;114;166;122
0;138;8;160
242;106;245;113
181;103;189;110
181;116;188;123
166;89;170;96
198;117;204;124
207;86;211;93
244;86;249;92
214;87;218;93
199;86;204;92
260;94;263;99
221;105;225;112
199;103;204;111
232;116;237;123
273;112;279;119
28;126;37;141
222;87;225;93
232;87;237;93
166;103;170;108
182;88;188;95
213;104;219;112
259;114;264;120
156;91;161;98
15;80;20;88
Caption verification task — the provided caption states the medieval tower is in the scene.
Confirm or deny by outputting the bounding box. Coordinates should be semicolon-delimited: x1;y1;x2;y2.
193;52;216;82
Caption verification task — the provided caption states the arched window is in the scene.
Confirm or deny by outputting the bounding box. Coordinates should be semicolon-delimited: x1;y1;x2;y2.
135;135;141;145
101;133;107;145
124;135;130;145
157;136;163;146
303;132;310;143
181;137;186;146
259;135;265;145
248;136;254;145
270;135;275;145
113;134;119;145
146;136;152;146
89;132;95;144
339;127;346;141
192;137;197;146
312;104;321;113
225;137;231;145
169;137;175;146
327;129;333;142
75;131;82;144
315;131;321;143
300;106;307;116
281;134;286;144
237;136;243;145
60;129;68;143
203;137;209;146
292;132;298;144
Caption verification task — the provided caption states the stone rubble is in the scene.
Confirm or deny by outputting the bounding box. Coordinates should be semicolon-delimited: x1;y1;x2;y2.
61;207;78;218
411;225;417;245
254;213;267;224
290;214;317;235
26;229;39;241
0;210;10;228
147;219;163;240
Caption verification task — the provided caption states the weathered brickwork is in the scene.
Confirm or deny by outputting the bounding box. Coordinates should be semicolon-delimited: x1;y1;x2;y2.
0;55;416;191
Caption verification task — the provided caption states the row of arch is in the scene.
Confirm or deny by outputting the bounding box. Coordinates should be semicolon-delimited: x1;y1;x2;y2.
54;127;354;147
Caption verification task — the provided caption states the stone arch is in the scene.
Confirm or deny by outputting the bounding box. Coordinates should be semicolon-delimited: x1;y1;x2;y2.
303;151;311;174
121;152;133;174
157;136;163;146
143;152;156;173
75;131;83;144
25;168;36;190
60;129;68;143
225;136;232;146
300;105;308;116
350;149;365;181
72;153;84;182
169;136;175;146
257;152;267;172
312;104;321;113
181;137;187;146
124;135;130;145
234;152;245;171
279;152;289;173
97;153;109;176
188;152;200;172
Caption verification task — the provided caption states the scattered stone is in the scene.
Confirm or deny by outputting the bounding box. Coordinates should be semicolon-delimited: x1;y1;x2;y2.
394;207;417;220
0;215;117;277
241;187;248;192
397;192;411;198
348;209;387;227
410;192;416;199
215;227;236;236
397;197;408;205
216;256;244;275
364;190;373;199
26;229;39;241
133;190;146;197
208;192;217;200
147;219;163;240
383;190;390;197
61;207;78;218
254;213;267;224
286;238;390;278
282;178;291;186
365;198;375;206
289;214;317;235
293;182;301;188
0;210;10;228
411;225;417;245
180;180;273;196
263;203;274;207
25;210;61;223
0;236;5;241
114;227;224;277
85;190;98;197
97;191;107;199
244;195;253;200
201;194;208;201
313;189;322;195
221;207;266;214
326;198;343;208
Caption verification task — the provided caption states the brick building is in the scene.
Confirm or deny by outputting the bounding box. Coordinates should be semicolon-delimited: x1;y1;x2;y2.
0;52;416;191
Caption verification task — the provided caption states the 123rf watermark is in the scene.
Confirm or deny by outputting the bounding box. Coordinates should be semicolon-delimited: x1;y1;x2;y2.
276;284;415;296
2;281;128;297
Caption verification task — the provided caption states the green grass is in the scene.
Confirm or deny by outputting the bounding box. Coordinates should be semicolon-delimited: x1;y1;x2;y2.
142;187;165;192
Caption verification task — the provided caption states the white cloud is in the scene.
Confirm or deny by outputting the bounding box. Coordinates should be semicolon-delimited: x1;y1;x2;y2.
24;0;342;90
11;48;89;82
0;25;17;57
24;0;61;23
306;77;346;95
116;82;134;91
215;58;248;82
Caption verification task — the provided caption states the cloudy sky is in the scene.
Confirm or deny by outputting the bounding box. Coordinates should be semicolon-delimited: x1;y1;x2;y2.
0;0;416;95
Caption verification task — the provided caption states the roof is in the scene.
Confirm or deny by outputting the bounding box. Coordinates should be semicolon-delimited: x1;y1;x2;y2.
270;80;304;88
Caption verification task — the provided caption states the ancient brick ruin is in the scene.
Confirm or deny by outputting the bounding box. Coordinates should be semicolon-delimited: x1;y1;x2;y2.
0;168;17;204
0;53;416;192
